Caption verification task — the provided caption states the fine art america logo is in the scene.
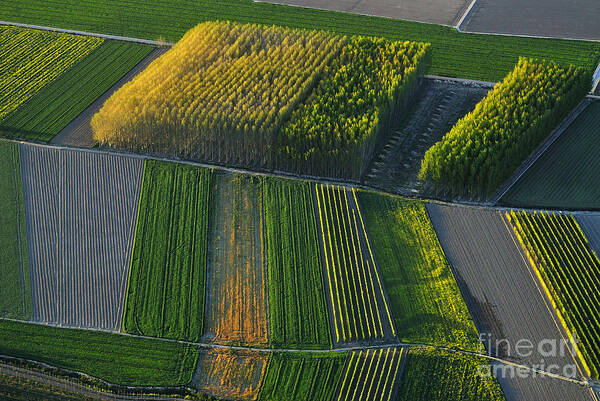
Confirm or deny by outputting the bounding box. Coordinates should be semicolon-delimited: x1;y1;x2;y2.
477;333;580;379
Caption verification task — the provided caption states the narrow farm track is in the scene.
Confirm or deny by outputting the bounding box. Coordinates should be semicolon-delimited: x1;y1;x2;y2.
0;20;174;46
20;144;143;331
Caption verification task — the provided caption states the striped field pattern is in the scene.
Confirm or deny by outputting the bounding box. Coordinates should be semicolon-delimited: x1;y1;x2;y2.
20;144;143;330
314;184;395;343
336;347;404;401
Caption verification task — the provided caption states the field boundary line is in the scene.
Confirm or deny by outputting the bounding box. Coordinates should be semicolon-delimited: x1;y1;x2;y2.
1;317;593;387
0;20;174;46
454;0;478;30
424;74;496;87
490;99;592;204
499;213;590;381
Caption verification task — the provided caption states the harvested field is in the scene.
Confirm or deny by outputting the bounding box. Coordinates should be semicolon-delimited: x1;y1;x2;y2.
313;184;395;344
0;140;30;319
124;161;212;341
20;145;143;331
500;101;600;210
576;214;600;255
396;348;504;401
461;0;600;41
257;0;470;25
336;347;404;401
203;172;268;345
192;349;268;401
494;365;596;401
426;204;586;378
264;177;331;349
258;352;347;401
356;191;479;351
365;79;489;195
50;46;165;147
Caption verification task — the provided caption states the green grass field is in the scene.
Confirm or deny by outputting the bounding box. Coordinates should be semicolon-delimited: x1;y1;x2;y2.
501;101;600;210
0;1;598;82
356;191;479;351
0;319;199;386
124;160;212;342
258;352;347;401
0;40;152;142
264;177;331;349
0;140;30;320
396;348;505;401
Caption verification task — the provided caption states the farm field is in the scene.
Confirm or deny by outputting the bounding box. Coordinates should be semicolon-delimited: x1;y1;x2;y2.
0;1;599;82
426;204;585;377
20;144;143;331
0;372;98;401
0;319;198;386
264;177;331;349
506;211;600;378
192;349;268;401
203;172;268;345
0;140;30;319
258;352;346;401
259;0;470;25
461;0;600;41
1;40;153;142
124;161;212;341
356;191;479;351
500;101;600;210
395;348;504;401
336;347;404;401
365;78;489;194
0;26;101;126
313;184;395;344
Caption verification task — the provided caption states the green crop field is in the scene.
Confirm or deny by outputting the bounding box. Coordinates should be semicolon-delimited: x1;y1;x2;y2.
396;348;505;401
258;352;347;401
264;177;331;349
124;160;212;342
0;1;598;82
0;374;99;401
507;210;600;378
501;101;600;210
0;140;30;320
0;319;199;386
0;40;152;142
356;191;479;351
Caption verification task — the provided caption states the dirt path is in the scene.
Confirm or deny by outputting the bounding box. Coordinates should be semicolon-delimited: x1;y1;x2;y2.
50;47;168;147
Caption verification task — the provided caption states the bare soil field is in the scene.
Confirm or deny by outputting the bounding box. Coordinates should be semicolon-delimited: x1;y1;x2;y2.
365;79;489;195
461;0;600;40
192;349;268;401
203;172;268;345
20;144;143;330
575;213;600;258
50;47;167;148
255;0;471;25
426;204;587;379
493;365;595;401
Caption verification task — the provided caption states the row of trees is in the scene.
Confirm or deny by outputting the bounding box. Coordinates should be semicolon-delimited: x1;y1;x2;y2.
275;37;430;179
419;57;591;199
92;21;345;168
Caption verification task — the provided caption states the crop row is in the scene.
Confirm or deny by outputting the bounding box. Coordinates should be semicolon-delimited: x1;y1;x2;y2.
420;58;591;199
507;210;600;378
314;184;394;342
336;347;403;401
264;177;331;349
0;26;101;122
124;160;212;342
